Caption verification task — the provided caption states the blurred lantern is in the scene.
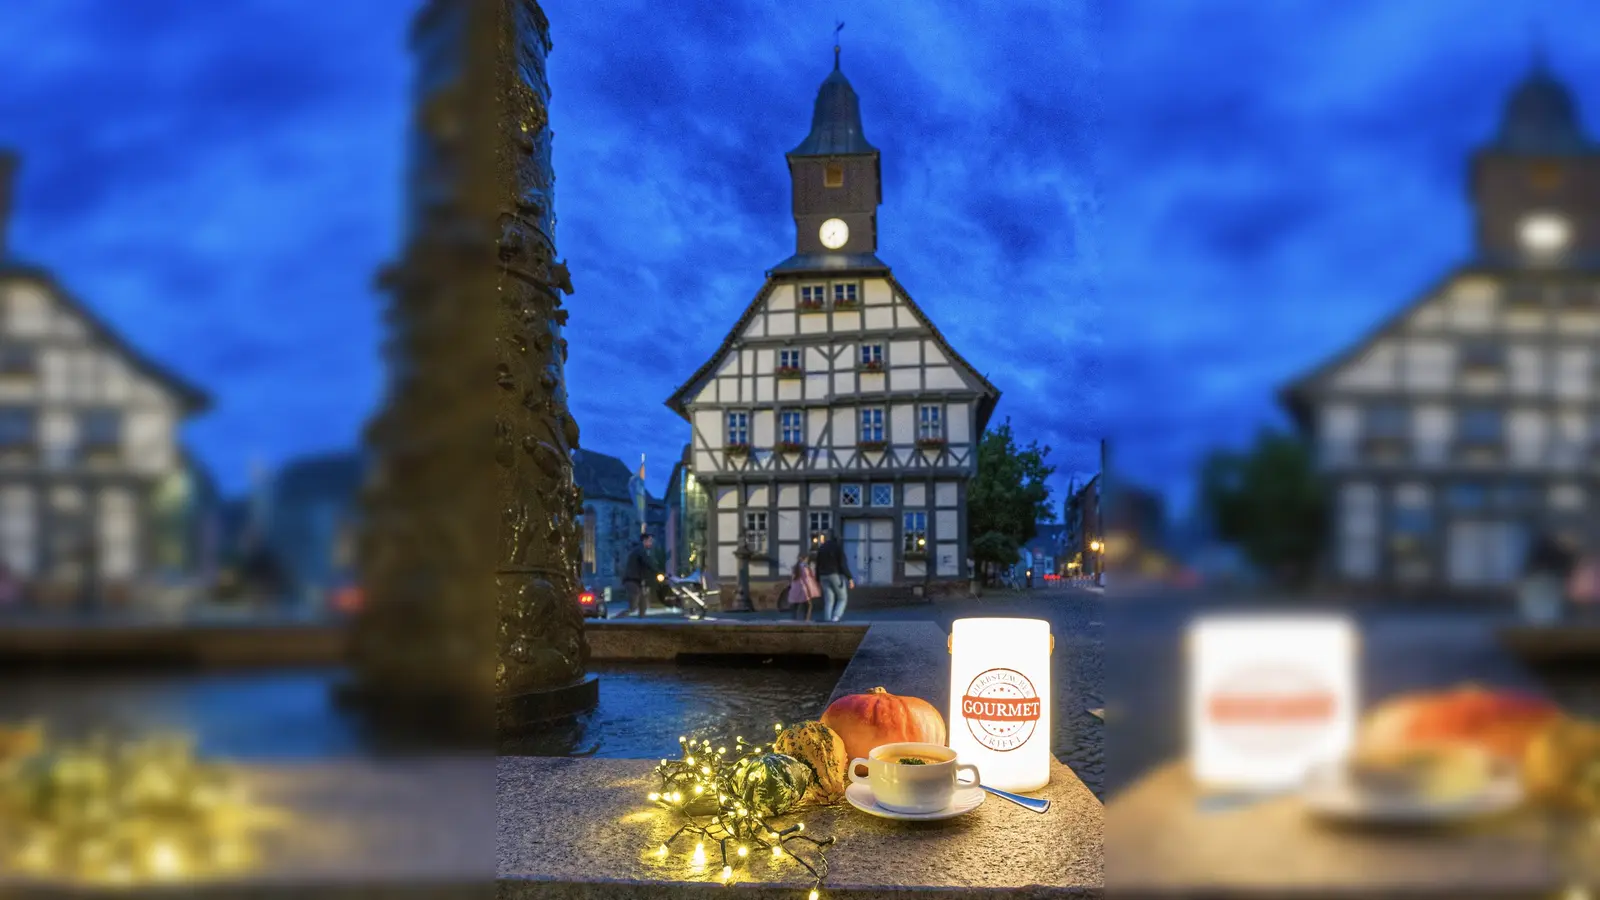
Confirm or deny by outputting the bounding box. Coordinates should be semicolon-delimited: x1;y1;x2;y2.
333;585;363;614
1188;614;1358;792
948;617;1052;792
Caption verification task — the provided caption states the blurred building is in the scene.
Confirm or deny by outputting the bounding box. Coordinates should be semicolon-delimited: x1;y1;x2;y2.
1107;482;1171;579
0;151;212;611
664;443;710;575
265;451;366;613
1025;523;1068;577
664;49;1000;596
1064;474;1101;578
573;448;663;593
1284;55;1600;594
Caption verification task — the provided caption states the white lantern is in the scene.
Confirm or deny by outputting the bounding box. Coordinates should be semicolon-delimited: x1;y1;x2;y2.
948;617;1052;793
1188;614;1358;792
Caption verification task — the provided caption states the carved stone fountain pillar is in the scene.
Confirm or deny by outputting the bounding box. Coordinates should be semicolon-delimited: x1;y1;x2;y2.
348;0;594;744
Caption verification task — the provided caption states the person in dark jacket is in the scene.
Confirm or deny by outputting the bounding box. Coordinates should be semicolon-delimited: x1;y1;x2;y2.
813;529;855;622
622;534;660;618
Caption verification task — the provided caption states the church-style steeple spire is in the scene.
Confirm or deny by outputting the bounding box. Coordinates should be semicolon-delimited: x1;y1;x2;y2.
777;28;885;265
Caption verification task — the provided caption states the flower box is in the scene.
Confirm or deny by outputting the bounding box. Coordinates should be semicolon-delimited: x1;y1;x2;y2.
858;440;888;453
858;360;884;373
833;299;860;310
776;441;806;454
797;300;827;313
916;437;947;450
775;366;804;379
724;443;751;456
903;550;927;561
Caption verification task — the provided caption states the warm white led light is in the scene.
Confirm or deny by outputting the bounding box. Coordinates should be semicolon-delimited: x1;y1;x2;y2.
1520;212;1571;256
948;617;1053;792
1188;614;1358;791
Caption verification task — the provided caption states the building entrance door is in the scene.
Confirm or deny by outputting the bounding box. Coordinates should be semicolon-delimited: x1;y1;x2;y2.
842;519;894;585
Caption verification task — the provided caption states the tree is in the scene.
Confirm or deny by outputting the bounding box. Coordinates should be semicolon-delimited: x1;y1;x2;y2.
967;419;1057;577
1198;429;1328;586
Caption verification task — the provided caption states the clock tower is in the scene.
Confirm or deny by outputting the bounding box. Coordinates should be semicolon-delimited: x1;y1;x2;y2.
786;44;882;258
1471;52;1600;268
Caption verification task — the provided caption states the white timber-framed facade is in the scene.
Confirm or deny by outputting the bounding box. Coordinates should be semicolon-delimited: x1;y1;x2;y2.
665;49;999;590
1283;57;1600;595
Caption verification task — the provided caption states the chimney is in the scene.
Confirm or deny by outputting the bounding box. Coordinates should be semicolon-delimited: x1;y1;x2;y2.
0;151;15;260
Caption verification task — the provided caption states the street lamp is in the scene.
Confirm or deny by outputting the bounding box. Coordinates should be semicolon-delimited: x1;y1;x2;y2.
918;536;931;602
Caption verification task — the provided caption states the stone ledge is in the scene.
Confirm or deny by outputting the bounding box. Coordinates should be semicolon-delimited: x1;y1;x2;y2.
585;620;868;662
499;620;1103;898
498;757;1101;899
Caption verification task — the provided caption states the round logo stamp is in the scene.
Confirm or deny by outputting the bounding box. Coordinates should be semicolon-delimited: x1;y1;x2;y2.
960;667;1042;752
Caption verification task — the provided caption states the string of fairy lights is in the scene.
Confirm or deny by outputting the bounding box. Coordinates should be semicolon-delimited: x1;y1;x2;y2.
648;723;834;898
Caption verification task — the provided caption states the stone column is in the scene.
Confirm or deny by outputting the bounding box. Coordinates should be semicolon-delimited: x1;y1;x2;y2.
349;0;593;744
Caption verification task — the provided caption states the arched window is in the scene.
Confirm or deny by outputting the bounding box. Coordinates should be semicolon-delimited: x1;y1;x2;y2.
581;507;597;575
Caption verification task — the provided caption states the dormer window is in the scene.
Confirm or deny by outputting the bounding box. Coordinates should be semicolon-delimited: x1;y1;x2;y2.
824;163;844;188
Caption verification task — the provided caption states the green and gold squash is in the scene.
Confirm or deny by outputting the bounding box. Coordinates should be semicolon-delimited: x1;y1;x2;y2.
729;753;813;817
775;721;849;806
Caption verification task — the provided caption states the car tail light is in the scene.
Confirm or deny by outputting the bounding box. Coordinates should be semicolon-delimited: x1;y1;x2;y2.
579;592;596;605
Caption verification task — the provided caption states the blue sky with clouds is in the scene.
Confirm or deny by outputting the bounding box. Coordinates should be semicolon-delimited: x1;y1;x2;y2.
3;0;1596;517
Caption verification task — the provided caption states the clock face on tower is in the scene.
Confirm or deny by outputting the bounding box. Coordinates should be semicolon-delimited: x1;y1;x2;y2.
819;218;849;250
1519;212;1571;257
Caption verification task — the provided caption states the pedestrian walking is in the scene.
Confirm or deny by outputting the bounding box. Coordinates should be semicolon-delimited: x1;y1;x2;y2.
622;533;660;618
813;529;855;622
787;551;822;622
1568;537;1600;614
1520;531;1574;624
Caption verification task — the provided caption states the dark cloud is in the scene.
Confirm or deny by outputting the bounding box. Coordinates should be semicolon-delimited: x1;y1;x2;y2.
13;0;1597;518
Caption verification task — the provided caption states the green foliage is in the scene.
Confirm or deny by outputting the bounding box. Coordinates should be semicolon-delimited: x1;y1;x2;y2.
1198;429;1328;585
967;419;1056;568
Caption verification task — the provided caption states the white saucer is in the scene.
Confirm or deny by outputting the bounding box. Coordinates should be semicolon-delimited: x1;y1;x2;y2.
844;783;986;821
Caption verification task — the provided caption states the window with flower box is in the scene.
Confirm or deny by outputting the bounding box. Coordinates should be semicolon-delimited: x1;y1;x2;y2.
858;343;884;372
779;410;805;450
916;405;945;447
725;411;750;453
859;408;885;449
833;282;860;308
798;284;827;312
903;511;928;555
777;348;803;378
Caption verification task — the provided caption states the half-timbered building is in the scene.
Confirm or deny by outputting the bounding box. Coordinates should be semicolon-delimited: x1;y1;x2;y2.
0;152;212;608
1283;56;1600;593
665;50;1000;591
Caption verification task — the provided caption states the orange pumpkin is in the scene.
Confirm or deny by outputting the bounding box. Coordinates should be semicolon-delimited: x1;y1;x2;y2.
821;686;947;760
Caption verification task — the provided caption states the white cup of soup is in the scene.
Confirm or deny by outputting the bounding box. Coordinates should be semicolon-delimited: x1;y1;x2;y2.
849;742;980;814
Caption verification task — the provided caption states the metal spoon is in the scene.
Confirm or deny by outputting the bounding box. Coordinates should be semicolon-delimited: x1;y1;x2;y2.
966;781;1051;813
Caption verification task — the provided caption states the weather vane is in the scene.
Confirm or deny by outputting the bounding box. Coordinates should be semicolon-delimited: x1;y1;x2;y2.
834;21;844;68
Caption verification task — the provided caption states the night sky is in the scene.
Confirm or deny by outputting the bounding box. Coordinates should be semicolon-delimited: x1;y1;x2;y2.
3;0;1596;520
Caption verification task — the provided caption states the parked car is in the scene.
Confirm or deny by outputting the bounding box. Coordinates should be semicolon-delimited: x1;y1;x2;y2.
579;586;607;619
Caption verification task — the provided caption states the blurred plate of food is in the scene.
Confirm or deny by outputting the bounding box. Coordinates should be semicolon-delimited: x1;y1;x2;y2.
1303;744;1521;824
1302;685;1564;825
